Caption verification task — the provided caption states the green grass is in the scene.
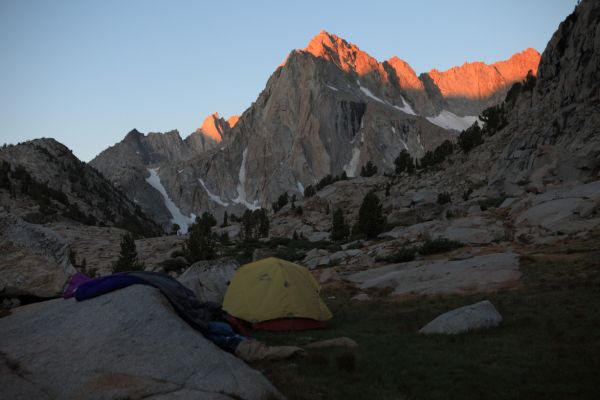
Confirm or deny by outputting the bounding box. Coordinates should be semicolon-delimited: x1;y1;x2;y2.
252;250;600;400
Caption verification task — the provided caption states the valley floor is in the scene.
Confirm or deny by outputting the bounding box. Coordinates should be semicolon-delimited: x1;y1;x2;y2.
253;237;600;400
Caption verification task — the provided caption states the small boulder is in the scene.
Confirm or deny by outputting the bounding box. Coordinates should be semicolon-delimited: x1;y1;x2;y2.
350;293;370;301
419;300;503;335
318;268;341;284
252;248;276;262
177;259;239;304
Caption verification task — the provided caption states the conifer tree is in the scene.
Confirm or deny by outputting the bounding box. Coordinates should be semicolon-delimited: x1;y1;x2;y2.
331;208;349;241
184;212;217;263
113;233;144;272
355;191;386;239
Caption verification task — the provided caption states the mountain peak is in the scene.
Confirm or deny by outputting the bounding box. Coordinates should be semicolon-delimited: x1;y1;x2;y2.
227;115;240;128
305;30;341;51
303;30;381;76
124;129;143;142
198;113;224;142
387;56;424;91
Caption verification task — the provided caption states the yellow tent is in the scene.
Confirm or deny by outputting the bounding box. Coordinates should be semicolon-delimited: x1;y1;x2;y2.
223;257;332;327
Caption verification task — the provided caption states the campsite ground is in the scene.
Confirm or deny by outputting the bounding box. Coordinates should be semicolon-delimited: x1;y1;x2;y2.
253;240;600;400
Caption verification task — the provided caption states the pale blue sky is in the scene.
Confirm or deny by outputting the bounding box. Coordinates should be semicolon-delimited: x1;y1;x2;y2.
0;0;577;161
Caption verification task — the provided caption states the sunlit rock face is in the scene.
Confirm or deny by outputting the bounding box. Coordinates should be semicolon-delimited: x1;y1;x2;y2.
93;31;540;229
423;48;541;115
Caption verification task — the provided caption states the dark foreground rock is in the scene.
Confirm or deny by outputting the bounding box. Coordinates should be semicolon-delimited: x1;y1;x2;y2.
0;285;278;400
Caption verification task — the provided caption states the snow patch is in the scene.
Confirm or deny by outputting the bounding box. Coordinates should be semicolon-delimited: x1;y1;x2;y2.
343;147;361;178
297;181;305;194
426;110;479;131
357;81;416;117
145;168;195;234
399;138;408;151
393;96;416;115
359;85;385;104
327;85;339;91
232;147;260;210
198;178;229;207
391;126;396;134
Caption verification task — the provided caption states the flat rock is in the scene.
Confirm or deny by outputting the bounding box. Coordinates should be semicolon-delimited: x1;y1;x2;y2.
349;252;520;297
307;231;330;242
440;218;506;244
511;181;600;233
305;337;358;349
380;216;505;245
177;259;239;304
379;220;441;240
515;197;585;230
0;285;278;400
419;300;503;334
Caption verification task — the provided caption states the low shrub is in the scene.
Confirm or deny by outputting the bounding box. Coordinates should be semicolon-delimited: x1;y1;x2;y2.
377;247;416;263
437;192;451;205
159;257;189;273
478;197;505;211
419;237;463;255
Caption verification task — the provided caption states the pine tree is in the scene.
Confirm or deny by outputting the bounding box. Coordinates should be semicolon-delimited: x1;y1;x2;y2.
241;208;270;240
331;208;349;241
258;209;270;238
355;191;386;239
113;233;144;272
221;211;228;227
184;212;217;263
394;150;414;174
304;185;316;198
360;161;378;177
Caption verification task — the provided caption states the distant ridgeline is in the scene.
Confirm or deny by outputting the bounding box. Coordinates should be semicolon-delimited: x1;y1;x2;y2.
0;139;161;237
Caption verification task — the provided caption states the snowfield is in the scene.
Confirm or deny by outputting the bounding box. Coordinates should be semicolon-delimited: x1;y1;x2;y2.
145;168;195;233
426;110;479;131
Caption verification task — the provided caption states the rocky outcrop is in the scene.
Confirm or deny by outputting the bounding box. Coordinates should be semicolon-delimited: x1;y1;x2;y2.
0;285;279;400
488;0;600;188
419;300;503;334
0;213;76;298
